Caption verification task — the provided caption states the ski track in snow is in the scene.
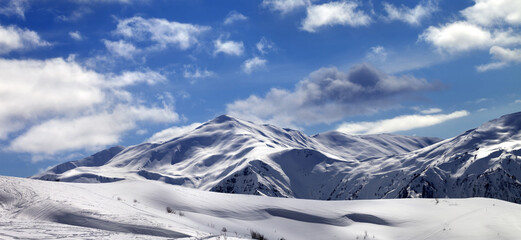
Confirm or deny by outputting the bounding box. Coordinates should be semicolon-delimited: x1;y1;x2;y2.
1;176;521;240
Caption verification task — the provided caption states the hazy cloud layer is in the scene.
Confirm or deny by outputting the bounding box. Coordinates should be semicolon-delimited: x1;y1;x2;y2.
337;110;469;135
228;64;440;127
0;57;177;156
301;1;371;32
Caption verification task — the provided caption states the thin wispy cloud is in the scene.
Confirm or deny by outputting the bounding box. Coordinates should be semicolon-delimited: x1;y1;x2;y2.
224;11;248;25
261;0;313;14
213;38;244;56
383;0;437;26
242;57;267;73
337;110;469;135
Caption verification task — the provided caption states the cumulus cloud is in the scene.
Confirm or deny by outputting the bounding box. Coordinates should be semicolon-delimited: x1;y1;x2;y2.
477;46;521;71
242;57;267;73
69;31;83;40
0;24;49;54
301;1;371;32
460;0;521;27
337;110;469;135
0;0;28;18
0;57;178;156
115;16;210;51
213;38;244;56
224;11;248;25
103;39;140;59
261;0;313;14
383;0;437;26
9;105;177;154
420;21;521;53
420;0;521;69
147;122;201;143
227;64;440;127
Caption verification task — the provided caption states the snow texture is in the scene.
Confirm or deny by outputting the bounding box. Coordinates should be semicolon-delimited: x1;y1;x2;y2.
2;176;521;239
34;112;521;204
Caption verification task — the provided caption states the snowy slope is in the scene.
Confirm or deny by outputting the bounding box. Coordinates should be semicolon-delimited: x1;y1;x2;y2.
34;115;439;199
332;111;521;202
2;176;521;240
33;112;521;203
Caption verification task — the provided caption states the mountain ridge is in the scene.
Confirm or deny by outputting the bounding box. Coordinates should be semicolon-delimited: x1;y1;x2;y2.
33;112;521;203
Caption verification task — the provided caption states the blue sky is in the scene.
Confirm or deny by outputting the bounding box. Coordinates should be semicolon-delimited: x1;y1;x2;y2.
0;0;520;177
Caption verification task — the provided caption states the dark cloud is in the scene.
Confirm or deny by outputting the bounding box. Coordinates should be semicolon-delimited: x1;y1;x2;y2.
227;63;441;127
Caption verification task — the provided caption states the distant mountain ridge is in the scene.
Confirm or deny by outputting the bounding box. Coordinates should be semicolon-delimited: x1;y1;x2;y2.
33;112;521;203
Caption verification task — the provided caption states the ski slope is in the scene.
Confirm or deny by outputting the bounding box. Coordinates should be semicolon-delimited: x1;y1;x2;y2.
1;176;521;240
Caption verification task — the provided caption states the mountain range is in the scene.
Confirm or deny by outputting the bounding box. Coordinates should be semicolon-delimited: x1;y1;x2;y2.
34;112;521;203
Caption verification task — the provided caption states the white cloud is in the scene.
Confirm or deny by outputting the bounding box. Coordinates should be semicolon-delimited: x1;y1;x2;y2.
256;37;275;55
337;110;469;135
420;108;442;114
420;21;494;53
213;39;244;56
183;65;215;79
383;0;437;26
242;57;267;73
9;105;177;155
58;7;92;21
115;16;210;51
477;46;521;71
461;0;521;27
366;45;388;61
514;99;521;104
0;0;28;18
224;11;248;25
228;64;439;127
301;1;371;32
103;39;139;59
0;57;177;155
261;0;312;14
69;31;83;40
147;122;201;143
0;24;49;54
420;0;521;69
106;70;166;87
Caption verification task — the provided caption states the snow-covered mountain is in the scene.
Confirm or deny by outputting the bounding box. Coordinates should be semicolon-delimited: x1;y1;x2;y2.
33;115;438;198
34;112;521;203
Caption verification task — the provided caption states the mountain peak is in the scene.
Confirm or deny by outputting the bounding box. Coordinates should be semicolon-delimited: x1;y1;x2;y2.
210;114;240;124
